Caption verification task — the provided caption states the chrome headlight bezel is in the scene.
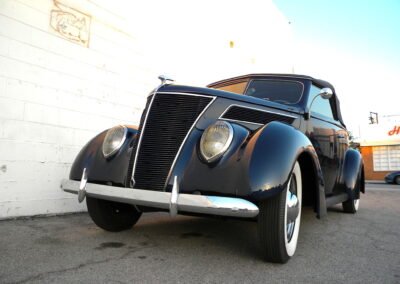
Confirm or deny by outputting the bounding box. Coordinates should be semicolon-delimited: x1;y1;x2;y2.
199;121;234;163
102;125;128;158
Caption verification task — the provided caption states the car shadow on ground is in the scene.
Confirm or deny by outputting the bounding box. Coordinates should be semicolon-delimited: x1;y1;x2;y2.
108;206;322;262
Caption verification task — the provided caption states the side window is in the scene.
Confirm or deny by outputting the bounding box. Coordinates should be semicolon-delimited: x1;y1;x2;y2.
309;85;335;120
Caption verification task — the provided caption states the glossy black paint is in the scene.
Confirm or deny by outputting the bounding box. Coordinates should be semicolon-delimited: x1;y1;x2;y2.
68;74;364;219
246;122;326;212
69;126;138;187
165;119;326;216
338;149;365;199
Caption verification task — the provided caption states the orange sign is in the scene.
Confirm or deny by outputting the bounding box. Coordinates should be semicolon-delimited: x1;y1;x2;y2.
388;126;400;136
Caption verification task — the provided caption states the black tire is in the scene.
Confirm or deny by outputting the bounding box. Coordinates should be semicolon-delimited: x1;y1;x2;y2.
258;162;302;263
86;197;142;232
395;176;400;185
342;197;359;213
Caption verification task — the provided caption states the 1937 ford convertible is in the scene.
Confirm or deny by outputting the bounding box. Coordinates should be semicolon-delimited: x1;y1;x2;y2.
61;74;365;263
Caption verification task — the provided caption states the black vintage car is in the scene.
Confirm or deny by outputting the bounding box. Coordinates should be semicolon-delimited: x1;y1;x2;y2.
61;74;365;263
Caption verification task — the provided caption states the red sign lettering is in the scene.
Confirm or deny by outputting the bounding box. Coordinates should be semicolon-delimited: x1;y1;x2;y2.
388;125;400;136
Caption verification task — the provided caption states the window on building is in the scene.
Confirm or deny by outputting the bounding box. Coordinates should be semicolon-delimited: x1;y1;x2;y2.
373;145;400;171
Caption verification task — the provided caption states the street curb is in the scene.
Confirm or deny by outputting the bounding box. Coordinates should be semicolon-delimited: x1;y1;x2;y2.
366;180;385;184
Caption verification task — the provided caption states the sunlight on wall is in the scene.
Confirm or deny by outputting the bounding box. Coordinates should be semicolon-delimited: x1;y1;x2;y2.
103;0;294;85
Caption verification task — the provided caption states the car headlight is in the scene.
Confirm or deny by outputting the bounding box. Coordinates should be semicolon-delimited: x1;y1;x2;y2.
200;121;234;163
102;125;127;158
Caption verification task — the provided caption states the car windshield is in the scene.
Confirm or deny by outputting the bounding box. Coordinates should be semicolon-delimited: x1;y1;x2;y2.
245;80;303;104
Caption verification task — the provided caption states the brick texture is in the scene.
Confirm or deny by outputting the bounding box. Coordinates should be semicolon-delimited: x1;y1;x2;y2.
0;0;154;218
360;146;391;180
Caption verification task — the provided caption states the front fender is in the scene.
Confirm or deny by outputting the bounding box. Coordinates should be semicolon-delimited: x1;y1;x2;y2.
169;121;326;217
339;149;365;198
245;121;327;217
69;126;138;187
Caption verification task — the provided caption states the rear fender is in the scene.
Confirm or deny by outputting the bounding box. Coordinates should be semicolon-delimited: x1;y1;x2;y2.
339;149;364;199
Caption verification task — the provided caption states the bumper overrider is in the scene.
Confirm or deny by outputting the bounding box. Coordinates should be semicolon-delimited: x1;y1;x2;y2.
61;169;259;218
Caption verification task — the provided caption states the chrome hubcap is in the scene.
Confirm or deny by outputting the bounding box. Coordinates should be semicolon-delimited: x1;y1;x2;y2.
286;175;299;242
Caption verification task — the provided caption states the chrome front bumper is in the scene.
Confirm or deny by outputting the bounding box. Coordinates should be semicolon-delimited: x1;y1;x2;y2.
60;176;259;218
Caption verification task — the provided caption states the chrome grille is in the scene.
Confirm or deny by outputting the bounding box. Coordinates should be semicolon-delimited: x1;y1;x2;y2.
131;93;214;191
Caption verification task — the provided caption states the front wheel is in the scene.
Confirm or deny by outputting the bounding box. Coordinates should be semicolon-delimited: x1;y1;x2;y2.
87;197;142;232
395;176;400;185
258;161;302;263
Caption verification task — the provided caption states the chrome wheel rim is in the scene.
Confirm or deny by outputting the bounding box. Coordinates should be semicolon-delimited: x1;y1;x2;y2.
284;162;302;257
286;174;299;242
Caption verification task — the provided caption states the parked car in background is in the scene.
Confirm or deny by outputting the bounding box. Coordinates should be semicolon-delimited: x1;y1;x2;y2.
61;74;365;263
385;171;400;185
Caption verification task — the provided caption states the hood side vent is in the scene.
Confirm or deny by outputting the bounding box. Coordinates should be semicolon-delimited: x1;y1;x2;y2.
221;105;295;125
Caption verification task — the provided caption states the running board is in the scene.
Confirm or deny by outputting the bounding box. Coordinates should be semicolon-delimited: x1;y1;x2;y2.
325;193;348;207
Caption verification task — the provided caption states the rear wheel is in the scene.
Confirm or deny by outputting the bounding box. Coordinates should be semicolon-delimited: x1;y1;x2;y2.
86;197;142;232
342;198;359;213
258;162;302;263
395;176;400;185
342;173;362;213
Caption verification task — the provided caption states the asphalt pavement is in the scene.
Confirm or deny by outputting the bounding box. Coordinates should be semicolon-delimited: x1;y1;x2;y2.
0;183;399;283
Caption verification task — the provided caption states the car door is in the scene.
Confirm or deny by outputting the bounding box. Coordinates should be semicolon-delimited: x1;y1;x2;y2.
306;84;345;194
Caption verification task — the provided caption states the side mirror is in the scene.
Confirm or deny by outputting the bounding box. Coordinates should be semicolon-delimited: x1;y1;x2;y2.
304;87;333;120
319;87;333;99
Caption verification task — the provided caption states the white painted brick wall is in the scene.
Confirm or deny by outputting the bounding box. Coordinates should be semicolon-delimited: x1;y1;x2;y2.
0;0;292;219
0;0;154;218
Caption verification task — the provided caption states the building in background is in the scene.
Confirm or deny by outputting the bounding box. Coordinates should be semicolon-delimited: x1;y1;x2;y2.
358;121;400;180
0;0;293;218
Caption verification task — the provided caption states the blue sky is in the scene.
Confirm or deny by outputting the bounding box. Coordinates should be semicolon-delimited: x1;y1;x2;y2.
274;0;400;135
274;0;400;69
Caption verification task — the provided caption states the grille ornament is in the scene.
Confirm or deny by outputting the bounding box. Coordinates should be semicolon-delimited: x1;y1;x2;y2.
158;75;175;86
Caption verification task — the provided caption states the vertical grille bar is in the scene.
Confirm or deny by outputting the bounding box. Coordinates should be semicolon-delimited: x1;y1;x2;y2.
131;93;214;191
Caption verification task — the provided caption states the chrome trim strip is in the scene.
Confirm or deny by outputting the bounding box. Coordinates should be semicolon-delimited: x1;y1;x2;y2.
219;117;264;126
156;91;215;98
61;179;259;218
219;104;297;126
130;94;157;186
102;125;128;158
162;92;217;189
208;74;311;88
